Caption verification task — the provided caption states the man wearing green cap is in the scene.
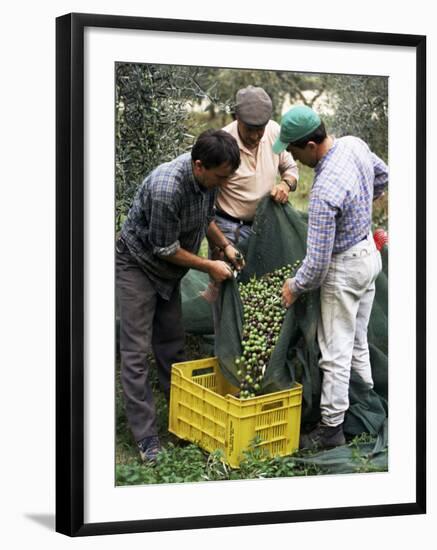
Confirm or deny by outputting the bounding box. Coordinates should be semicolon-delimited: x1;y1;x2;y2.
275;105;388;450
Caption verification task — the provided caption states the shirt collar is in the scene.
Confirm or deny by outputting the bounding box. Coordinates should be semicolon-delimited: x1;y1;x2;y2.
315;138;337;175
229;120;266;156
182;153;204;194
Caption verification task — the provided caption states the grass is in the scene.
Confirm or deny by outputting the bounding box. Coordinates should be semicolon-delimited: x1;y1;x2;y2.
115;157;388;485
116;440;325;485
115;335;387;485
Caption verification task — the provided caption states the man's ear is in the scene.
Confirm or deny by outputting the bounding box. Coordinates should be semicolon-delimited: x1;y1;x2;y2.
192;160;203;175
307;141;317;152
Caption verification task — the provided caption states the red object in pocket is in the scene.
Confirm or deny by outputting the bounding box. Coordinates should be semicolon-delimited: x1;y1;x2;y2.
373;228;388;251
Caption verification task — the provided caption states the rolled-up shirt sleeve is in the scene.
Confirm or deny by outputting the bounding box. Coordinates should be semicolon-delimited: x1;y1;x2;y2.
148;198;181;257
278;150;299;184
294;196;337;293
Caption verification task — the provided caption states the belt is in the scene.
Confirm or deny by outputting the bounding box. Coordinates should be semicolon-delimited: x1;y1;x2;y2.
334;234;371;255
215;208;253;226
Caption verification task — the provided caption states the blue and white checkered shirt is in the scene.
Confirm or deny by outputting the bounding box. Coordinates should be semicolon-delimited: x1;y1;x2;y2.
120;153;217;299
293;136;388;294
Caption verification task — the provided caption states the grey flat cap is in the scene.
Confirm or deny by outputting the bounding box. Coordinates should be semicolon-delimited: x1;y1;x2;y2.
235;85;273;127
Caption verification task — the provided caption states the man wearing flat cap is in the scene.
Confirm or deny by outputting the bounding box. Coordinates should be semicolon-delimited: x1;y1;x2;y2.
213;86;299;247
275;105;388;451
206;86;299;335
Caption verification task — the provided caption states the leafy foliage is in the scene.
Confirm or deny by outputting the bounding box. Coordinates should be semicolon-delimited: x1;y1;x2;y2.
190;69;387;161
191;68;328;120
115;63;207;230
324;75;388;161
115;337;386;486
115;436;323;485
115;64;388;230
114;65;389;482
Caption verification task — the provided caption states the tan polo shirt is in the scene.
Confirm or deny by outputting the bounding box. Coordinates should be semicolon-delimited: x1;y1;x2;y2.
217;119;298;221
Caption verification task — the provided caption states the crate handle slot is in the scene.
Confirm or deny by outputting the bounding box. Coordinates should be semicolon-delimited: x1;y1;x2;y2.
192;366;215;377
261;400;283;412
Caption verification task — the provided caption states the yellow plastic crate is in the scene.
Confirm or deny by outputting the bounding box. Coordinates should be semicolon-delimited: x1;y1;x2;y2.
169;357;302;468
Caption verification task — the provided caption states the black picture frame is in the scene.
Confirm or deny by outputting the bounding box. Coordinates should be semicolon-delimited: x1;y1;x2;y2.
56;12;426;537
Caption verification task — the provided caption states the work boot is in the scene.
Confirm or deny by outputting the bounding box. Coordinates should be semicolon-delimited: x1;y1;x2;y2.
137;435;161;463
300;422;346;451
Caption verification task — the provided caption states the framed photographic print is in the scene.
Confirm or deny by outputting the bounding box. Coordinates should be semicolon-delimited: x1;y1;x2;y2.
56;12;426;536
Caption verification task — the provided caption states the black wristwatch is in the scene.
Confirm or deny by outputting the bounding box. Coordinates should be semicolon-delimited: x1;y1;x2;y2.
282;180;296;192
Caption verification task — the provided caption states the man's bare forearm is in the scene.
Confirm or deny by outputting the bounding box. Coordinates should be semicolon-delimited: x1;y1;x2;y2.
159;247;212;273
161;246;233;282
206;220;231;250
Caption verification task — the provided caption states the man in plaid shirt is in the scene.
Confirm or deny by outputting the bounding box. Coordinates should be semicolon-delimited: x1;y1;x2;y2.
274;106;388;450
116;130;243;462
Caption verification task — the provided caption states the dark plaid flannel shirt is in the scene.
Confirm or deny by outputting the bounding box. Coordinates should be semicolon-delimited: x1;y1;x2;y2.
120;153;217;299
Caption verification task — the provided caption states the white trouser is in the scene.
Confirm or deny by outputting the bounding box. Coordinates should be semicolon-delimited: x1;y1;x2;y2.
318;234;382;427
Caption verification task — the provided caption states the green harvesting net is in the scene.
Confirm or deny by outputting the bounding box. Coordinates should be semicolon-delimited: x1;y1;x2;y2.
181;196;388;472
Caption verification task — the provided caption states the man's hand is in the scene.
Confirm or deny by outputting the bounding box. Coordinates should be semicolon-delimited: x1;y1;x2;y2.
271;182;290;204
282;278;298;308
208;260;234;283
210;246;225;261
223;244;245;271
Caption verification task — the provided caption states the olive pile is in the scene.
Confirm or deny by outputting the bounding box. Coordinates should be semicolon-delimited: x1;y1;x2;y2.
236;260;301;399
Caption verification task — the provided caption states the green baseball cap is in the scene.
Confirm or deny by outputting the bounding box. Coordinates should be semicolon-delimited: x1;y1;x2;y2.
273;105;321;154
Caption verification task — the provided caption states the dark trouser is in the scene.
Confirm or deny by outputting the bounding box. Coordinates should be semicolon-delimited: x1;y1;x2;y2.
116;239;186;442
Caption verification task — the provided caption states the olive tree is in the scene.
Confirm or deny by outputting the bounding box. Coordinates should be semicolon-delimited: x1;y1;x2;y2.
323;75;388;162
192;68;328;121
115;63;207;229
